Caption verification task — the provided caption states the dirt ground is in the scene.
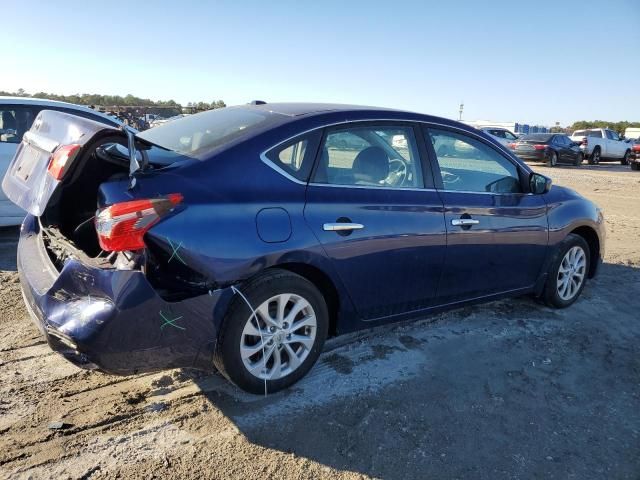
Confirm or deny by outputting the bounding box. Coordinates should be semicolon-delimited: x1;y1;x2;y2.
1;162;638;480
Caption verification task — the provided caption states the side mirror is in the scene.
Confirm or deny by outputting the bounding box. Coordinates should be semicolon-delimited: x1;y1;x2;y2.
529;172;552;194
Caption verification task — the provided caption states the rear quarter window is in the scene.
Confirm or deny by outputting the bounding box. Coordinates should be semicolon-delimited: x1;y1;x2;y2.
265;131;321;182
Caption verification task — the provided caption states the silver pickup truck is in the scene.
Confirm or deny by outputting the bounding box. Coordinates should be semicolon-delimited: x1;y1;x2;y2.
569;128;632;165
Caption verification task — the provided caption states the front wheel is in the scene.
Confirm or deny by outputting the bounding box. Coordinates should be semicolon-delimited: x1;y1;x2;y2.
621;150;630;165
214;269;328;394
542;234;590;308
588;148;600;165
574;152;583;167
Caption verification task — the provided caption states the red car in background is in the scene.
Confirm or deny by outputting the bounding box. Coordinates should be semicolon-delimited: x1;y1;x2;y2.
629;139;640;171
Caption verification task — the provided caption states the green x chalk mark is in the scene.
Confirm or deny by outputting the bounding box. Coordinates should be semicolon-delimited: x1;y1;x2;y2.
160;311;185;331
167;239;187;265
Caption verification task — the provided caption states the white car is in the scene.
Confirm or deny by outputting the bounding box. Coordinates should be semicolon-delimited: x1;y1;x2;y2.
479;127;519;147
569;128;631;165
0;97;121;226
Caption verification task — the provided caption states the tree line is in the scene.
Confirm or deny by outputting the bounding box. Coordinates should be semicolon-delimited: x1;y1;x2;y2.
0;89;225;115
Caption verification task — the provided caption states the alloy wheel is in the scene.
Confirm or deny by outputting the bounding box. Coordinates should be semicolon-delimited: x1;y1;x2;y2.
240;293;317;380
556;246;586;301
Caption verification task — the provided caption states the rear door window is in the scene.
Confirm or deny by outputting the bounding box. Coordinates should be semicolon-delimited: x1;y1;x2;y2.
313;125;424;189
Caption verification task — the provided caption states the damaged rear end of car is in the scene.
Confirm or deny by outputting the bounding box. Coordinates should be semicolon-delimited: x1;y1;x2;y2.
3;110;234;374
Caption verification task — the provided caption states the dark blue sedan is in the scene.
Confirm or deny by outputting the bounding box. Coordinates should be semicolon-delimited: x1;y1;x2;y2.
2;103;605;393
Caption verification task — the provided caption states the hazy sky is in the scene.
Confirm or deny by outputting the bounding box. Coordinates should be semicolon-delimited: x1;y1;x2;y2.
3;0;639;125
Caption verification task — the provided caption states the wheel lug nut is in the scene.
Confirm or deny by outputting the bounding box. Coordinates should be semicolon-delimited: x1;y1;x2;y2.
270;326;276;333
282;322;288;329
267;339;273;345
286;333;291;340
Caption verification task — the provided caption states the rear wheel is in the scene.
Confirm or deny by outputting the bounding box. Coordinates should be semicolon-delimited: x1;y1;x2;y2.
547;151;558;167
588;147;601;165
621;150;630;165
574;152;583;167
631;162;640;171
214;269;328;394
542;234;590;308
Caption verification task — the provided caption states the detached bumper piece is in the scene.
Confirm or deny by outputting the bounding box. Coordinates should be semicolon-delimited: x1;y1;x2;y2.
18;215;234;375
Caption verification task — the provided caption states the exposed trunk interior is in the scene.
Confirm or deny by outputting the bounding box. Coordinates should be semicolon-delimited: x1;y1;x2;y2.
40;135;130;268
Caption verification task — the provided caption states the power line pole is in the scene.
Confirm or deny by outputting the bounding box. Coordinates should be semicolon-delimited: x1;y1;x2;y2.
458;101;464;121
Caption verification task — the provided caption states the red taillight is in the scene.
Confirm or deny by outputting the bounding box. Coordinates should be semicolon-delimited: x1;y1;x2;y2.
95;193;183;252
533;144;548;150
581;137;588;146
507;142;517;149
48;144;81;180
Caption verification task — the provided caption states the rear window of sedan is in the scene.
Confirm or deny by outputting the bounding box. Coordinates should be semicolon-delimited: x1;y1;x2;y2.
138;107;272;158
519;134;553;142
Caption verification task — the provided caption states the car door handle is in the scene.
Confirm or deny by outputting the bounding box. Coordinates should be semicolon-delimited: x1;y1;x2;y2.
323;223;364;231
451;218;479;226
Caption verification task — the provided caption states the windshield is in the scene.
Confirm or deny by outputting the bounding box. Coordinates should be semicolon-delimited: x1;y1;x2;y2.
137;107;270;158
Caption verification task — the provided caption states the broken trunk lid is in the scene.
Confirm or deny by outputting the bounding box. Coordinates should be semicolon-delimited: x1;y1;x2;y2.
1;110;120;216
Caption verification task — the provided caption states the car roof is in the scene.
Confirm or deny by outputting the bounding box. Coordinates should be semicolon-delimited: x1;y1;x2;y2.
245;102;399;117
0;96;122;125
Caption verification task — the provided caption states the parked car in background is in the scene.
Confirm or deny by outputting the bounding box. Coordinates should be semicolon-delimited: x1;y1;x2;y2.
511;133;583;167
569;128;631;165
0;97;122;226
629;139;640;171
2;103;605;394
479;127;519;147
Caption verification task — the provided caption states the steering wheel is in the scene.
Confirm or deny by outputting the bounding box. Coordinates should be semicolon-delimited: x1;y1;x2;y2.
441;170;461;185
386;158;408;186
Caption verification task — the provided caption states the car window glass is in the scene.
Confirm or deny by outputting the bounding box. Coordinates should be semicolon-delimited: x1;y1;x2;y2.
277;139;307;172
504;131;517;141
0;107;37;144
590;130;603;138
609;130;619;141
265;132;320;182
428;128;522;194
314;125;423;188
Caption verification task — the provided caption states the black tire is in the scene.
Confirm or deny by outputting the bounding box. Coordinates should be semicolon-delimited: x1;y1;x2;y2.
588;147;600;165
631;162;640;171
547;151;558;167
542;234;590;309
213;269;328;394
621;150;630;165
574;152;583;167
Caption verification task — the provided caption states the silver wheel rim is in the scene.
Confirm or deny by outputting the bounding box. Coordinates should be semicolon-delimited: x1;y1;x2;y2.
551;153;557;166
240;293;317;380
556;246;586;301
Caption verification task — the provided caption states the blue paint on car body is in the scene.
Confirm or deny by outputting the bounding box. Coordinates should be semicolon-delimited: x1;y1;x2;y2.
5;103;605;381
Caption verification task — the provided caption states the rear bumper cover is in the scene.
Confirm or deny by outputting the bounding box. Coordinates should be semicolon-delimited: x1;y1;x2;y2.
514;150;548;162
18;215;234;375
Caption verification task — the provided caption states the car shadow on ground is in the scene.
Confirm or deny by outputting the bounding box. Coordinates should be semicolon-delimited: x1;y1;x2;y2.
525;161;631;173
191;261;640;479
